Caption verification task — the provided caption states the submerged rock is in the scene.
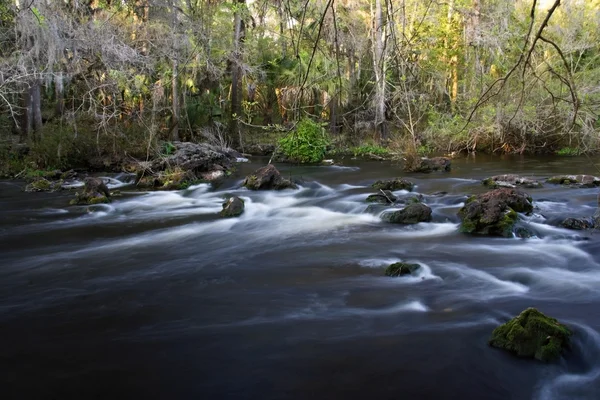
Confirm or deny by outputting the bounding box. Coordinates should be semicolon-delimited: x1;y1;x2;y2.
243;164;297;190
381;203;432;224
372;178;414;192
366;190;397;204
405;157;451;173
483;175;542;189
547;175;600;187
458;188;533;237
489;308;571;362
560;217;592;230
385;262;421;277
220;196;245;218
70;177;111;205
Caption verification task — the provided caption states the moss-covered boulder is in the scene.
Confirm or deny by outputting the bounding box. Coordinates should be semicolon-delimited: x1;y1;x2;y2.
70;177;111;205
381;203;432;224
220;196;245;218
405;157;451;173
243;164;297;190
483;175;542;189
372;178;414;192
385;262;421;277
366;190;397;204
547;174;600;187
458;188;533;237
489;308;571;362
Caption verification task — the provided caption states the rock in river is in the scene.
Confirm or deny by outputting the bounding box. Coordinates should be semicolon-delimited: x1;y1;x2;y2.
366;190;397;204
70;177;111;205
385;262;421;277
489;308;571;362
220;196;245;218
458;188;533;237
547;174;600;187
405;157;451;173
372;178;414;192
381;203;432;224
482;174;542;189
560;217;592;230
243;164;297;190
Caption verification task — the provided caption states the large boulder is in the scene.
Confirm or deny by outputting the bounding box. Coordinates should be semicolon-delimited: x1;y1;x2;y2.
381;203;432;224
366;190;397;204
151;141;239;175
220;196;245;218
70;177;111;205
385;262;421;277
547;175;600;187
458;188;533;237
405;157;451;173
243;164;297;190
372;178;414;192
489;308;571;362
483;174;542;189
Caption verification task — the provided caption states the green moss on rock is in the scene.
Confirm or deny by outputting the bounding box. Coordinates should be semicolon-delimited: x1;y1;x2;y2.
385;262;421;277
489;308;571;362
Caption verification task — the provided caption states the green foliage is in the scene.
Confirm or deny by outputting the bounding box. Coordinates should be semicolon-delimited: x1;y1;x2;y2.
279;118;329;163
163;141;176;156
352;144;390;157
556;147;580;156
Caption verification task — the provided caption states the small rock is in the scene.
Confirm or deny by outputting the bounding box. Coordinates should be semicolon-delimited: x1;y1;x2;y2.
385;262;421;277
220;196;245;218
489;308;571;362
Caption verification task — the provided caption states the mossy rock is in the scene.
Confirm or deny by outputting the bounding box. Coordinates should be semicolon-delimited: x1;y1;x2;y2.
372;179;414;192
70;193;111;205
489;308;571;362
385;262;421;277
458;189;533;237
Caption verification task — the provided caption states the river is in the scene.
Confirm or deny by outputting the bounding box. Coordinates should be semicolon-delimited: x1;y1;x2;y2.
2;155;600;399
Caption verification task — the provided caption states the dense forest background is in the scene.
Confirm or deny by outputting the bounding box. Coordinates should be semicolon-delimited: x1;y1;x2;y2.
1;0;599;171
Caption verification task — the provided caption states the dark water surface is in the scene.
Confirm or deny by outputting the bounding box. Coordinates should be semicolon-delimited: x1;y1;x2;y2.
2;155;600;399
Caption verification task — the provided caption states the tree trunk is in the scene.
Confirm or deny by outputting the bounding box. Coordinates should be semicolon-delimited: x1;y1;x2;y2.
373;0;388;141
31;81;43;134
230;0;246;148
171;0;180;141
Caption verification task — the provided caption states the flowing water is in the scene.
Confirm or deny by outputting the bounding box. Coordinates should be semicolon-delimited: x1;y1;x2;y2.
2;155;600;399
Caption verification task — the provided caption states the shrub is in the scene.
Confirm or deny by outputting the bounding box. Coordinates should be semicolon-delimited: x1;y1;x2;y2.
352;144;390;157
279;118;329;163
556;147;580;156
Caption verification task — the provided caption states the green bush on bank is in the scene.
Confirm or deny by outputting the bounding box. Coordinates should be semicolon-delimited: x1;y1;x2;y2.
279;118;329;163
